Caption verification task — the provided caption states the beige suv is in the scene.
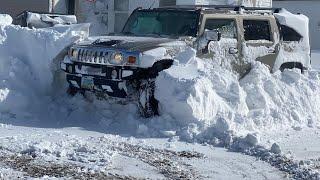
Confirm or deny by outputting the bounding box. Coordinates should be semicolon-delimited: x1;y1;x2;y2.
197;6;310;75
61;5;310;117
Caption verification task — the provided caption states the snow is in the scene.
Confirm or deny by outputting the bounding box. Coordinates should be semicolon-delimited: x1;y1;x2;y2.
0;126;285;179
26;12;77;28
0;14;320;179
275;9;310;48
0;20;90;118
0;14;12;26
156;49;320;142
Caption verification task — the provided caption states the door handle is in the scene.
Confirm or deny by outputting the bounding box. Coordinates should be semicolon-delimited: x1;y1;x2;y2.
229;47;238;54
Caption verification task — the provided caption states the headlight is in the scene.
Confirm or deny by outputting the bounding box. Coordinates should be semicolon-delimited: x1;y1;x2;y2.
109;52;124;65
70;49;78;59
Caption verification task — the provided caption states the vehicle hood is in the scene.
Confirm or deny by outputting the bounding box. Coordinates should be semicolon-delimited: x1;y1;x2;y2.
75;35;185;52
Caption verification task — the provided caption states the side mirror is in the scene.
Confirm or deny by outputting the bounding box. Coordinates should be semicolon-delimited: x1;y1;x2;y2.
204;30;221;41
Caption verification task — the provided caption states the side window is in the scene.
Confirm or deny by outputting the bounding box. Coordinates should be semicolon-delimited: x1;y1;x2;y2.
279;25;302;41
243;20;271;41
205;19;237;39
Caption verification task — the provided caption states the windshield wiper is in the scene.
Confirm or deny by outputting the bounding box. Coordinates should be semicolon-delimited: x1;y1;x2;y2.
144;33;172;38
121;32;172;38
122;32;135;36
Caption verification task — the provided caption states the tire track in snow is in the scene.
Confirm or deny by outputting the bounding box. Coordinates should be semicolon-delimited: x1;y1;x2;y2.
230;139;320;180
0;154;136;179
100;139;205;179
0;137;205;179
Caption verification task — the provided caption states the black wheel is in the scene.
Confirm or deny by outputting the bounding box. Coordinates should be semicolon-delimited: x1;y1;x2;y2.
280;62;304;73
138;80;159;118
67;85;78;96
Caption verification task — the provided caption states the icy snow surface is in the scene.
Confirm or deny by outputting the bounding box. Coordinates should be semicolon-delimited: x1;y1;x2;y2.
0;14;320;178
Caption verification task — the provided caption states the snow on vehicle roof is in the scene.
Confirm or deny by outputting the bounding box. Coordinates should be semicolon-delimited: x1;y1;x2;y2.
274;8;309;43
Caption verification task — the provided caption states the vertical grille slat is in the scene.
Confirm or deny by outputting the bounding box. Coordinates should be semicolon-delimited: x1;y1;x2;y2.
73;48;110;65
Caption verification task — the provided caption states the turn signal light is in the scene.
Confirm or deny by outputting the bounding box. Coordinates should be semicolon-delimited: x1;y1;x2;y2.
128;56;137;64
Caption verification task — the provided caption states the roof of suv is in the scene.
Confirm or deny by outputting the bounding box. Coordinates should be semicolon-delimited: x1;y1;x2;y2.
154;5;282;15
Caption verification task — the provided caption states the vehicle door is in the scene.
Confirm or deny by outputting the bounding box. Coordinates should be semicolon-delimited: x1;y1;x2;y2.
240;16;280;72
198;15;241;72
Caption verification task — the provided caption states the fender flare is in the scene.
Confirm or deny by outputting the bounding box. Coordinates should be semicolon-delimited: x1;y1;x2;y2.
134;59;174;79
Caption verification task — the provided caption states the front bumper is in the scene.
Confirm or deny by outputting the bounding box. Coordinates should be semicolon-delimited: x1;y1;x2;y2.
61;62;142;98
66;74;129;98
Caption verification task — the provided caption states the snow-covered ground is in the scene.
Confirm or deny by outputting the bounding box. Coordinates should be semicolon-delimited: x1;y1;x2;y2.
1;14;320;179
0;126;285;179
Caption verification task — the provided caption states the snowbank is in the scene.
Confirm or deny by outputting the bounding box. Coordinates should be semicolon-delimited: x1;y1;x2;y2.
0;14;12;26
156;44;320;143
0;17;89;117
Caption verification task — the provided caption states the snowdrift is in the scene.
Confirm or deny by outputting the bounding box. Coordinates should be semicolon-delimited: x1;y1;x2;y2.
0;14;320;146
0;15;89;118
157;57;320;139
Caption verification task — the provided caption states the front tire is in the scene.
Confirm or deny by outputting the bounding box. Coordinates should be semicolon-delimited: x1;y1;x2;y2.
138;80;159;118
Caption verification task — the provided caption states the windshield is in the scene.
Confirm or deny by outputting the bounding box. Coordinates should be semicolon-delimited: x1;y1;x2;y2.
122;10;199;37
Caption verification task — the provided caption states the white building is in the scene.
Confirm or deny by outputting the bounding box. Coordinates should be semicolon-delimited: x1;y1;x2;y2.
74;0;160;35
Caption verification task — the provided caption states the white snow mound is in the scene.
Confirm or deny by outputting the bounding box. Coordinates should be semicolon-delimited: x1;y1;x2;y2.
0;21;89;117
156;46;320;141
0;14;12;26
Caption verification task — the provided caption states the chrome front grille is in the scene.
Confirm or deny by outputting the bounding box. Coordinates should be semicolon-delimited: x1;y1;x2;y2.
69;46;140;66
75;48;110;65
69;47;110;65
